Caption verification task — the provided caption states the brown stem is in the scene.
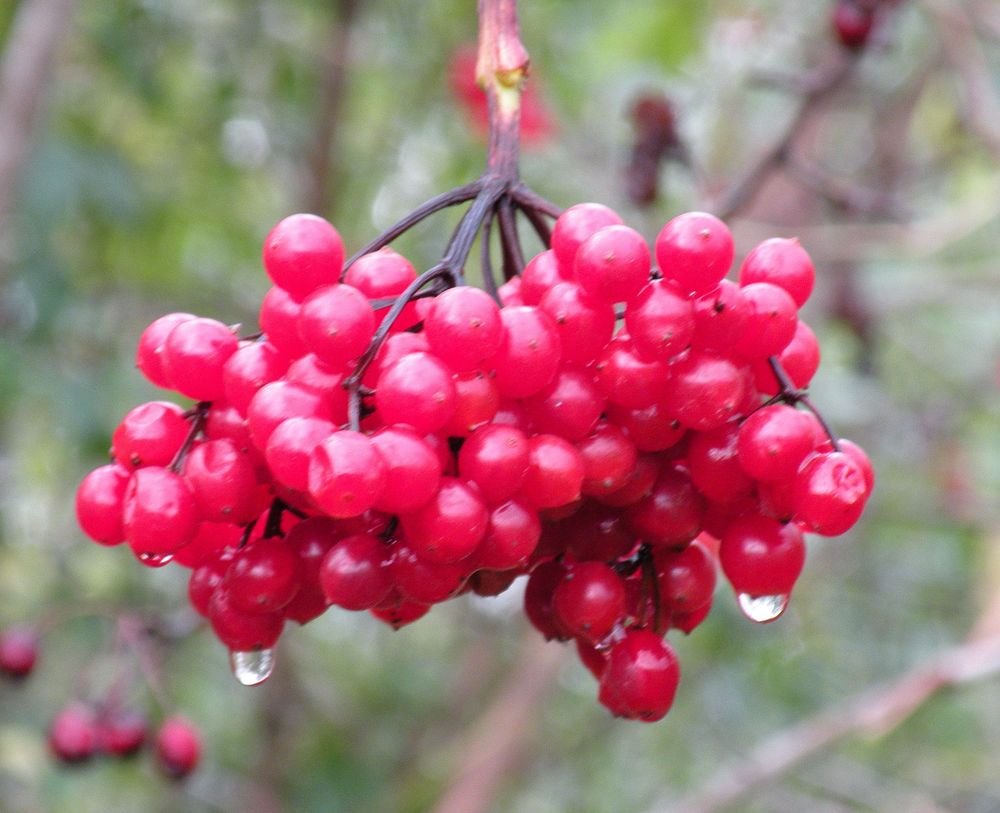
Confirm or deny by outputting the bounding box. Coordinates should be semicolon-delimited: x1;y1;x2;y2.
647;630;1000;813
477;0;529;180
430;630;564;813
0;0;79;284
304;0;360;216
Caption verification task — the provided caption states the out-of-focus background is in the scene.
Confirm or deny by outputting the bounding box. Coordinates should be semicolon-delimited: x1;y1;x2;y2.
1;1;1000;811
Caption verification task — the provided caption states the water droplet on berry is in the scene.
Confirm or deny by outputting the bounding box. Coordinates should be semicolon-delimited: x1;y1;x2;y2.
136;551;174;568
736;592;789;623
229;648;275;686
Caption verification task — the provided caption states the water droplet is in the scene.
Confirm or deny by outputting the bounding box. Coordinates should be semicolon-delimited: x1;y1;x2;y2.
136;551;174;568
737;593;789;624
229;648;275;686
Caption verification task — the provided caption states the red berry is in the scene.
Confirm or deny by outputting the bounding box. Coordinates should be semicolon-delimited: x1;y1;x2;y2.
123;467;200;555
655;211;734;295
553;561;627;643
247;381;332;451
574;225;651;304
691;280;749;351
578;421;638;497
593;336;669;409
369;425;442;513
309;431;387;518
222;341;289;413
225;537;301;614
738;404;818;482
519;434;585;510
686;423;755;504
442;370;500;436
49;704;98;765
263;213;344;301
388;542;469;604
259;286;308;359
186;438;260;523
0;626;38;679
832;1;875;49
154;717;201;779
208;588;284;651
492;307;562;399
538;281;616;365
424;286;503;372
524;558;572;640
297;284;375;369
112;401;189;470
319;533;392;610
598;629;680;721
99;711;147;758
474;499;541;570
375;352;458;435
524;368;605;441
793;451;869;536
551;202;624;273
402;478;488;564
136;312;195;389
625;279;695;361
282;518;342;624
662;350;748;431
734;283;798;359
521;249;569;305
161;317;239;402
76;464;130;545
719;513;805;596
458;424;531;504
738;237;815;307
625;464;704;548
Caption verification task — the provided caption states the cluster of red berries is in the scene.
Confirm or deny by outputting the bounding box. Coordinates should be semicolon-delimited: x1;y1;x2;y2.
48;705;200;779
1;625;201;777
75;202;871;720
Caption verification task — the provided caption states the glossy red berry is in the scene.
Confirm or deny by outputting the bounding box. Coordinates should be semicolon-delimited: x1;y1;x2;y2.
738;404;818;482
738;237;815;307
135;312;195;389
625;279;695;361
402;478;489;564
375;352;458;435
259;286;308;359
719;513;806;596
538;281;616;365
112;401;189;470
319;533;392;610
369;425;442;513
574;225;651;304
424;286;503;372
734;283;798;359
309;431;387;518
161;317;239;402
524;368;605;441
655;211;734;295
519;434;585;510
551;202;624;273
474;499;541;570
208;588;284;651
222;341;289;413
76;464;130;545
122;467;200;555
186;438;260;523
598;629;680;722
263;213;344;301
553;561;627;643
662;350;748;431
225;537;301;614
491;307;562;399
297;284;375;369
793;451;869;536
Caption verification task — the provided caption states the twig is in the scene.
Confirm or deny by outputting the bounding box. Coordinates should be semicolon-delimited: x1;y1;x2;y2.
923;0;1000;159
303;0;360;217
430;631;565;813
712;55;857;220
0;0;79;270
645;631;1000;813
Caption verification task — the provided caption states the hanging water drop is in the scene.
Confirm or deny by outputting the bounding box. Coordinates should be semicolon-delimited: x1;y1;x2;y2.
736;592;789;624
229;648;276;686
136;551;174;568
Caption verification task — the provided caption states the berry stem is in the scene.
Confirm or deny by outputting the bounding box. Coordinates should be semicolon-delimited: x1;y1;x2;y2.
342;180;484;274
167;402;209;474
497;196;525;279
479;210;501;303
766;356;841;450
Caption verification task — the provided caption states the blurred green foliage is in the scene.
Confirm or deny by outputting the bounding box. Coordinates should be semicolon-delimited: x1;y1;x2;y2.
2;1;1000;812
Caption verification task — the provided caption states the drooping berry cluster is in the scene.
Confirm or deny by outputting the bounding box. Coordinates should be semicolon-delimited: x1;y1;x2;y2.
48;705;200;779
76;202;871;721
